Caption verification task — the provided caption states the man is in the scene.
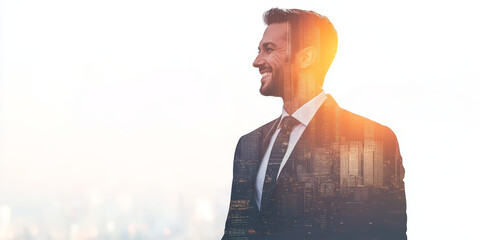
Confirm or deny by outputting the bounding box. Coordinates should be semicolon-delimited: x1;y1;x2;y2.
222;8;407;240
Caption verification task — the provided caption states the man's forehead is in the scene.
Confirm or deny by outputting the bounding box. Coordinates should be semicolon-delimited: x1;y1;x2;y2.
260;22;288;45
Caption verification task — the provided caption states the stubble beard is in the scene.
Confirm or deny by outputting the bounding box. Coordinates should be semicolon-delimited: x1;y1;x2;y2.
260;73;283;97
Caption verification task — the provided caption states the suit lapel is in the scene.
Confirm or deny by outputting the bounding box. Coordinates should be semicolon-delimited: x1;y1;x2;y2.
245;118;281;211
261;116;281;157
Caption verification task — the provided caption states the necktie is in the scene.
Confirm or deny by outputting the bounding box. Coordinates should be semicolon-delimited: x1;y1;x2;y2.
261;116;298;209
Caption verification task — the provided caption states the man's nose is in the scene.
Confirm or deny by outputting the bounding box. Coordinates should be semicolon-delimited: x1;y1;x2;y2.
252;55;265;68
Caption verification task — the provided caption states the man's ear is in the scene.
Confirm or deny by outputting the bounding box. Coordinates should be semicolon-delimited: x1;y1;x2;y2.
296;46;317;69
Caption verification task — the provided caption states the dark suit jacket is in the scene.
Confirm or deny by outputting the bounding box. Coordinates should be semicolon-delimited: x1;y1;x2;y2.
222;95;407;240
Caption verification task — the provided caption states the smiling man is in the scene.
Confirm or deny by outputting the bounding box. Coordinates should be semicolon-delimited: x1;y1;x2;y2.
222;8;407;240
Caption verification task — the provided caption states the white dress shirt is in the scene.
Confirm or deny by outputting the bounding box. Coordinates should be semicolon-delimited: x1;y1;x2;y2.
255;91;327;209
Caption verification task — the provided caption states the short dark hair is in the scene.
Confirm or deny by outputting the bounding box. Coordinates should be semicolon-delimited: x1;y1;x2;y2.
263;8;338;79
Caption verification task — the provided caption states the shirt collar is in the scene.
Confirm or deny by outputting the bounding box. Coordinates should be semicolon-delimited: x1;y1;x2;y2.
279;90;327;128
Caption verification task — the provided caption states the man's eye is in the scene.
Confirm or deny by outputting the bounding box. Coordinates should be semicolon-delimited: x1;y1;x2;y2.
258;48;273;54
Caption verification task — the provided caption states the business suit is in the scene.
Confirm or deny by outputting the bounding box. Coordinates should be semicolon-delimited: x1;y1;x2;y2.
222;95;407;240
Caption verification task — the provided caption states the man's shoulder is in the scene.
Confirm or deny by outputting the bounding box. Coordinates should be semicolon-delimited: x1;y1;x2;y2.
237;118;278;142
321;95;399;142
231;118;278;161
337;107;399;145
340;107;383;127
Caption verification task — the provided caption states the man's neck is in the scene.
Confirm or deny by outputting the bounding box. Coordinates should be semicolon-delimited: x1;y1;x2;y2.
282;89;323;115
281;71;325;115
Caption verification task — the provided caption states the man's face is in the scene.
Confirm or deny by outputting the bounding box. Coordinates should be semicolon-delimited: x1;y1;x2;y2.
253;22;291;97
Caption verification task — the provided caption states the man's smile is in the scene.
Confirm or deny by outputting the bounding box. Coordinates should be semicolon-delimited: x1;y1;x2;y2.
260;67;273;82
261;72;272;78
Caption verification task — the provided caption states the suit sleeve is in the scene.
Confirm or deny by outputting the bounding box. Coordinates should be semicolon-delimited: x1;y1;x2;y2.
222;137;254;240
377;126;407;240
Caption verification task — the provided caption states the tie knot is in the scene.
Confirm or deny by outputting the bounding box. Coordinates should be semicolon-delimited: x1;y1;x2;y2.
280;116;298;131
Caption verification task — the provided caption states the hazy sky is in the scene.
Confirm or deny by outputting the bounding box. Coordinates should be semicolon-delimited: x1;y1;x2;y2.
1;0;480;239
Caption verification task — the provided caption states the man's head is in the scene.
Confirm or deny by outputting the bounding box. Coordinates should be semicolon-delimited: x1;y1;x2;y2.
253;8;338;98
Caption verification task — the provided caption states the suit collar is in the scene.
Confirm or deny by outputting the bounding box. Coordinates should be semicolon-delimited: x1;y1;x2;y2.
279;91;328;127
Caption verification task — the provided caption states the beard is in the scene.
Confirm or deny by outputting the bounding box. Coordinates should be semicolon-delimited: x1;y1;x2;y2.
259;64;297;97
259;74;282;97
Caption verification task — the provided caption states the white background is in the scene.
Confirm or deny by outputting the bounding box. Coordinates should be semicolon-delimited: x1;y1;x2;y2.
1;0;480;239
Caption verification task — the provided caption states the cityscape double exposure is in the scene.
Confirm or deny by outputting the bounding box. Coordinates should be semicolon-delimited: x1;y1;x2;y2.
221;8;406;240
222;96;407;239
